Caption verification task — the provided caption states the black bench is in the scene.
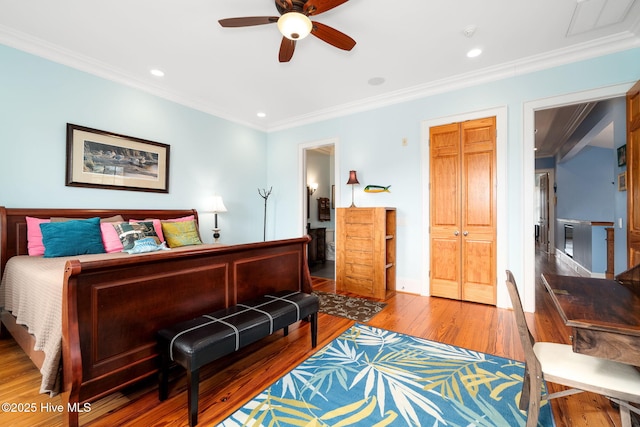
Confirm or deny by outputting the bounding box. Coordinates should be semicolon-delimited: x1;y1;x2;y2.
157;290;319;426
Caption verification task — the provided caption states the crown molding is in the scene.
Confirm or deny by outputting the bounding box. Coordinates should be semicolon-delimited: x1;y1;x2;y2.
1;24;637;134
267;32;639;132
0;24;264;131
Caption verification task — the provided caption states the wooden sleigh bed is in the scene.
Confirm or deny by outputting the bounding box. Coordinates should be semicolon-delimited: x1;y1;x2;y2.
0;207;312;426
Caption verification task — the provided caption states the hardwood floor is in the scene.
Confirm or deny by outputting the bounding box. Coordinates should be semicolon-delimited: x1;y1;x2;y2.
0;249;625;426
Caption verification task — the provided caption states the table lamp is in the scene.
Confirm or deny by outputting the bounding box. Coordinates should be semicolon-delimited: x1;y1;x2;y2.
347;170;359;207
211;196;227;243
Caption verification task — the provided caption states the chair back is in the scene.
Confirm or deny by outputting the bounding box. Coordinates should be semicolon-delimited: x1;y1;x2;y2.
505;270;536;361
505;270;544;426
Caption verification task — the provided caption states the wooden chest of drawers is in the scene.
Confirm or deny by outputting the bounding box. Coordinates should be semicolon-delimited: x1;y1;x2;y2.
336;207;396;300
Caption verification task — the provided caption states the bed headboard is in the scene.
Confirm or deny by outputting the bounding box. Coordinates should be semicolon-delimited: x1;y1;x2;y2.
0;207;199;276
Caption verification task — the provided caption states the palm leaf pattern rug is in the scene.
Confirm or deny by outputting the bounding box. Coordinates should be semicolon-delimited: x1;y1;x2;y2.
219;324;554;426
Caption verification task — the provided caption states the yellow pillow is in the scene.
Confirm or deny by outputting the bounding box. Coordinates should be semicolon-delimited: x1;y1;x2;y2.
160;220;203;248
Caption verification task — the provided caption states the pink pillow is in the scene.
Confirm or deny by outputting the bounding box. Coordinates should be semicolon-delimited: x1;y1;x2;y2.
26;216;50;256
100;223;124;253
164;215;195;222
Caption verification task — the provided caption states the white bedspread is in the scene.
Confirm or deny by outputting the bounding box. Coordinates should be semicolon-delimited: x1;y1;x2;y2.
0;253;126;395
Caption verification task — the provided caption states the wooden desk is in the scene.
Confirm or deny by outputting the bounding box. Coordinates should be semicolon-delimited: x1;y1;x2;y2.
541;273;640;366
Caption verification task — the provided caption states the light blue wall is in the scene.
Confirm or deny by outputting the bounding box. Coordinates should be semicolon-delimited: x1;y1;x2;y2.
266;48;640;294
555;146;616;275
549;97;627;275
2;41;639;296
0;44;268;244
556;146;615;221
535;157;555;170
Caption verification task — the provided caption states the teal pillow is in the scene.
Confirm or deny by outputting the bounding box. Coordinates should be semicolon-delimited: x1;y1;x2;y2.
40;217;105;258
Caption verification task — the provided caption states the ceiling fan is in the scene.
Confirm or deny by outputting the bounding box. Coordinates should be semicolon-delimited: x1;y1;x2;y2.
219;0;356;63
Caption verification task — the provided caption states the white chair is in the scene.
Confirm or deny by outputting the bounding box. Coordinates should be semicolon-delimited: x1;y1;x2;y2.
505;270;640;427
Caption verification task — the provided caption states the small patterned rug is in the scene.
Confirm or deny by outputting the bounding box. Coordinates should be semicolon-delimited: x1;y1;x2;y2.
312;291;386;322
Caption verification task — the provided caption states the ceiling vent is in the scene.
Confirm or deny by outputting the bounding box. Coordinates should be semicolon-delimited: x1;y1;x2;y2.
567;0;636;36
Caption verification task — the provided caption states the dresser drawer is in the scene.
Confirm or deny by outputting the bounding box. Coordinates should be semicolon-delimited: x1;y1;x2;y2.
344;223;373;239
343;248;373;264
345;262;373;279
344;208;374;224
344;276;373;296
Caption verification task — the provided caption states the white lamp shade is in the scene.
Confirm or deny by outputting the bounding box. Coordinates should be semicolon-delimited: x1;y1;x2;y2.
277;12;312;40
211;196;227;213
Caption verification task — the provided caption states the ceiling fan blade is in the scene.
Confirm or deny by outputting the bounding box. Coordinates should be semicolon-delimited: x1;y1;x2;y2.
304;0;349;16
218;17;278;27
279;37;296;62
311;21;356;51
275;0;293;11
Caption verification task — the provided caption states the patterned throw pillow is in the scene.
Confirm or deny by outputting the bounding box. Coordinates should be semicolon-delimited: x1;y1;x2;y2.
125;237;170;254
160;220;203;248
112;222;160;251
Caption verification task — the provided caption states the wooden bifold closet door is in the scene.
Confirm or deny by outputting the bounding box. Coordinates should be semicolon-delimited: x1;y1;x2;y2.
429;117;497;305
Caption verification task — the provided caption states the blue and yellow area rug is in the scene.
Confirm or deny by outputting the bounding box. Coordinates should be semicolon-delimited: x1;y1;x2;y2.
218;324;554;426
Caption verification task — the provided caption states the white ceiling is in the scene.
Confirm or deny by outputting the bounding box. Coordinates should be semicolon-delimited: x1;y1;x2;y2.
1;0;639;131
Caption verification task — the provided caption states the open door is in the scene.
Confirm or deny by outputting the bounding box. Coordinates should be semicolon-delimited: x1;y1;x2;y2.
627;80;640;266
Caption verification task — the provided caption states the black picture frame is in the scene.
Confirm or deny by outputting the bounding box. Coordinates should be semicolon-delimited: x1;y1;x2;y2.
66;123;170;193
617;145;627;167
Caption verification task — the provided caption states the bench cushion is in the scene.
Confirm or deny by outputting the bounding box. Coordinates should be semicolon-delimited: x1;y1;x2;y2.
158;290;319;371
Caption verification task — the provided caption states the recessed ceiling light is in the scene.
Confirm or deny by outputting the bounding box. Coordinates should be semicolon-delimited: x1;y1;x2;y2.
466;48;482;58
257;112;266;118
368;77;385;86
150;69;165;77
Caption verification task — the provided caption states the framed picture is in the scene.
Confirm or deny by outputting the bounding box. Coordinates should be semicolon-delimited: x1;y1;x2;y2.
618;171;627;191
66;123;170;193
617;145;627;167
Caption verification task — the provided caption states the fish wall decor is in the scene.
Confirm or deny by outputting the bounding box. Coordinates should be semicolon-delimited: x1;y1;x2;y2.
364;185;391;193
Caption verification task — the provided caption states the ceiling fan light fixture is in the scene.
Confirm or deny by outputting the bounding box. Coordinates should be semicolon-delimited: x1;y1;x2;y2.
277;12;312;40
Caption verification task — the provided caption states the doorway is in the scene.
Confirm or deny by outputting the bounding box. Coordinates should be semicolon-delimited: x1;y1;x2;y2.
524;83;632;312
301;140;337;279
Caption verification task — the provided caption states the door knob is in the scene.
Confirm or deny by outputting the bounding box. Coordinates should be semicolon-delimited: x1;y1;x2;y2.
454;231;459;236
463;231;469;236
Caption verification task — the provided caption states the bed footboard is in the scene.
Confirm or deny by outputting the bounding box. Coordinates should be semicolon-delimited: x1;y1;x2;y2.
61;236;312;426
